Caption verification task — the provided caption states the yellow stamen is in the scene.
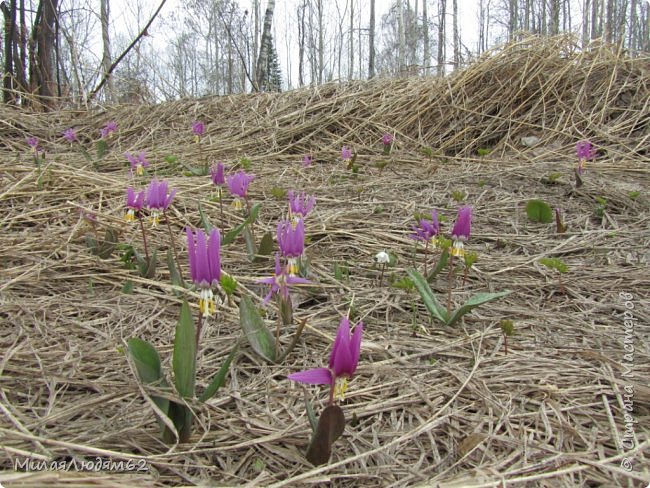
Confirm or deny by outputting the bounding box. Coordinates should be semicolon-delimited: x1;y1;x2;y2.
287;258;299;276
136;164;145;176
150;211;160;228
231;198;243;210
334;377;349;401
451;240;465;258
194;135;200;144
125;209;136;222
199;289;217;317
429;236;439;248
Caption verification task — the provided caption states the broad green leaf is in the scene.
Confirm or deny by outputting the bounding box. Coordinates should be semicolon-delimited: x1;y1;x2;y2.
198;202;212;233
242;227;257;261
96;139;108;159
79;147;93;163
526;199;553;223
199;343;239;402
222;221;247;245
239;295;276;362
306;405;346;466
122;280;134;294
407;268;449;324
253;231;274;262
427;248;449;281
127;338;170;422
246;202;261;223
164;401;193;444
445;290;512;327
172;301;196;398
128;338;163;384
138;250;157;278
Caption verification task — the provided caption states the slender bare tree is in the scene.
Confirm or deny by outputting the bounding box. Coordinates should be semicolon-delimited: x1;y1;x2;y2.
255;0;275;91
369;0;375;78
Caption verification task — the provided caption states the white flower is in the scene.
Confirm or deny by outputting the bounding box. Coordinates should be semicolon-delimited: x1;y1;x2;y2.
375;250;390;264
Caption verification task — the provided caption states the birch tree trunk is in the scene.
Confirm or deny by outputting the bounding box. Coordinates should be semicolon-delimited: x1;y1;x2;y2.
255;0;275;91
348;0;353;80
422;0;429;72
368;0;375;78
100;0;113;101
453;0;459;67
437;0;446;76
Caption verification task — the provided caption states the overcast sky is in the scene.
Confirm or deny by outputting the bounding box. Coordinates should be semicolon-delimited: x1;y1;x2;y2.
109;0;483;88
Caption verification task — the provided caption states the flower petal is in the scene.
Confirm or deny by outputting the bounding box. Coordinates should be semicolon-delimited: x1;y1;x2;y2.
288;368;333;385
349;321;363;374
208;228;221;285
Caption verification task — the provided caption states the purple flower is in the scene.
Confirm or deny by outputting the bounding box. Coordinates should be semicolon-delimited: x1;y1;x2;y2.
382;133;394;146
257;253;310;304
341;146;353;161
576;140;596;160
186;227;221;316
303;154;313;167
145;178;177;226
192;120;205;142
125;151;150;176
450;206;472;257
63;128;77;143
226;170;255;209
288;190;315;220
288;317;363;400
576;141;596;175
210;162;226;186
125;187;145;222
100;121;118;139
410;210;440;244
277;218;305;275
26;136;39;152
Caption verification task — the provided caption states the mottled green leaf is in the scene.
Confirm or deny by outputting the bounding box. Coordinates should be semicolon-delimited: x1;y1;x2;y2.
446;290;512;327
199;343;239;402
239;295;276;362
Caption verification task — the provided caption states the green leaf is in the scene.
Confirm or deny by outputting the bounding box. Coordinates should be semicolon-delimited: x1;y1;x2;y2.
427;248;449;281
407;268;449;324
127;338;170;422
96;139;108;159
198;202;212;233
253;231;274;262
239;295;276;362
173;301;196;399
122;280;134;294
306;405;346;466
128;338;164;385
526;199;553;223
198;343;239;402
445;290;512;327
246;202;261;223
164;401;193;444
306;397;318;432
242;227;257;261
138;250;157;278
539;257;568;273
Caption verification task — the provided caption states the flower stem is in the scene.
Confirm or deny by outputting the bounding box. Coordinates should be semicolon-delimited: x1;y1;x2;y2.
218;187;224;228
447;255;455;314
424;240;429;276
164;212;183;282
379;263;385;287
138;216;150;261
274;313;281;359
504;333;508;355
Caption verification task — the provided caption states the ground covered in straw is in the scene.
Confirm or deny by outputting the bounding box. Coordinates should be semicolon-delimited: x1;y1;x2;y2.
1;36;649;487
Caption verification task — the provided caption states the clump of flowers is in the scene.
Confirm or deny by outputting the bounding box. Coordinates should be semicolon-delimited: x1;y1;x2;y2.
288;190;315;223
226;170;255;211
341;146;352;163
288;316;363;465
100;121;118;139
125;151;150;176
26;136;39;153
62;128;77;143
258;252;311;354
192;120;205;143
382;133;394;155
186;227;221;319
146;178;177;227
410;210;440;275
289;316;363;403
277;218;305;276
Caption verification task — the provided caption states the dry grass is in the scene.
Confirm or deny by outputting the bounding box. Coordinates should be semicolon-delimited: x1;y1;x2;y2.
1;35;649;487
